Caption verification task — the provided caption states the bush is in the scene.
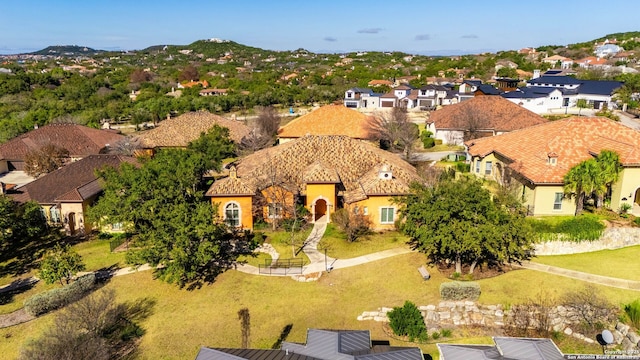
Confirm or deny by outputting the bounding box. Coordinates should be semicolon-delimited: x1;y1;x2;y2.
454;162;470;173
528;214;605;242
634;217;640;227
440;328;452;337
24;273;96;316
387;301;427;341
420;130;435;148
439;281;481;301
624;299;640;329
330;208;373;242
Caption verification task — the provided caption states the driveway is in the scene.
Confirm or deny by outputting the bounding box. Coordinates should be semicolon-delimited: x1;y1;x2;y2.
408;150;466;163
616;110;640;130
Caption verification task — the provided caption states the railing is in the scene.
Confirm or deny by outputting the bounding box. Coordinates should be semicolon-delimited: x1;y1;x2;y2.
258;258;304;275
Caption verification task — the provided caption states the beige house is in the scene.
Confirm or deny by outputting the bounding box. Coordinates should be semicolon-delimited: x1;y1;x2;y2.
277;105;373;143
466;117;640;216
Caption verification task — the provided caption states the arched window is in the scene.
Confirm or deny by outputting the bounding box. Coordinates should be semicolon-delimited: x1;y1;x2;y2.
225;202;240;227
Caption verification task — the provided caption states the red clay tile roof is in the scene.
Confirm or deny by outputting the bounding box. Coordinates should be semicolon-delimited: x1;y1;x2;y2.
136;110;250;148
368;80;393;86
9;155;137;204
206;135;421;202
0;124;124;161
466;116;640;184
277;105;372;139
428;96;548;132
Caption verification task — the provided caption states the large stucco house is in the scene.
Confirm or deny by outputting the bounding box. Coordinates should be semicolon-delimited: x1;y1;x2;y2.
277;105;373;143
466;117;640;216
205;135;422;230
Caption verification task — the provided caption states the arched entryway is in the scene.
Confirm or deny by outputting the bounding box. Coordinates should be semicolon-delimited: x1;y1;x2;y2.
67;212;76;235
314;199;327;222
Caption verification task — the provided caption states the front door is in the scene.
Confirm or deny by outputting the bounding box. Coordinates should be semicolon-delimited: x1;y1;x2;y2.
68;212;76;235
314;199;327;221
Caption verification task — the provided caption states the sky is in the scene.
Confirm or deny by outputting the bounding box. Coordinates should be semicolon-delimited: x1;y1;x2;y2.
2;0;640;55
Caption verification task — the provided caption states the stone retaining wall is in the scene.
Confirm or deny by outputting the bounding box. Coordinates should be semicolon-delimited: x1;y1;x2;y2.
534;227;640;256
358;301;640;351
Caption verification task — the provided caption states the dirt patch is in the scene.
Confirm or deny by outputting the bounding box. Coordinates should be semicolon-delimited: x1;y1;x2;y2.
0;308;35;328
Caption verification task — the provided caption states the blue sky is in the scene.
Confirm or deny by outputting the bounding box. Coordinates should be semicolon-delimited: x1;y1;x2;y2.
2;0;639;55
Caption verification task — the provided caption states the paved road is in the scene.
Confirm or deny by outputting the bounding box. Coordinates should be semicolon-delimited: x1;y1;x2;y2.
616;110;640;130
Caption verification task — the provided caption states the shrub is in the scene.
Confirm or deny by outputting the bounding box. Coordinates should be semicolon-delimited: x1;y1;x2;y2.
624;299;640;329
634;217;640;227
434;139;442;145
330;208;373;242
387;301;428;341
420;130;435;148
454;162;470;173
439;281;481;301
431;331;440;340
440;328;452;337
24;273;96;317
528;214;605;242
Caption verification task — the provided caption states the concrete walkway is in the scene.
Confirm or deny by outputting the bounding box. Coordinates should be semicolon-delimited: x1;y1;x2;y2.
514;261;640;291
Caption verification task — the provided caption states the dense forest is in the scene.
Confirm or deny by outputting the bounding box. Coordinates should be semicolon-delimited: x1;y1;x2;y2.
2;32;640;144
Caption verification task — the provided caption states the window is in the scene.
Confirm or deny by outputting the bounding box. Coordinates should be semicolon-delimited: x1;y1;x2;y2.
225;202;240;226
111;222;124;231
553;193;563;211
363;206;368;215
485;161;493;175
475;160;481;173
353;205;359;214
380;207;395;224
50;207;61;224
268;203;283;219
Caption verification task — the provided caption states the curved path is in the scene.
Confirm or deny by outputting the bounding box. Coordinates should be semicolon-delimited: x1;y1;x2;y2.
514;261;640;291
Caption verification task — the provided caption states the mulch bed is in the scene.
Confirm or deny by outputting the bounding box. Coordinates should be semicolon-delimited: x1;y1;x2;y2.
437;263;517;281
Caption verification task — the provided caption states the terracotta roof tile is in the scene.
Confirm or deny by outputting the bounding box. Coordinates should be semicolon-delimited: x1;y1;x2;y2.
0;124;124;161
136;111;250;148
302;161;340;183
278;105;372;139
429;96;548;131
466;117;640;184
8;155;137;204
207;135;421;202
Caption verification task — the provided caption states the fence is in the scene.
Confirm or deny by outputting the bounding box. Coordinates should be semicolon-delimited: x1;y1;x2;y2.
258;258;304;275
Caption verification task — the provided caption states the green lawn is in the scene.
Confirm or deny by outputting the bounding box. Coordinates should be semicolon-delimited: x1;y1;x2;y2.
531;245;640;281
72;239;127;271
319;225;410;259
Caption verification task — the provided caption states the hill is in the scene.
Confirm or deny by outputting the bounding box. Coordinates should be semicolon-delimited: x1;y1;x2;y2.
29;45;103;56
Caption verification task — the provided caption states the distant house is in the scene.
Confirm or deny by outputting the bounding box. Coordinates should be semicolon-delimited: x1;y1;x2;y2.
575;56;610;69
426;96;548;145
379;84;416;108
466;117;640;216
135;110;250;151
206;135;421;231
525;75;623;110
0;123;124;173
417;84;449;109
278;105;373;143
458;79;482;102
367;79;393;87
502;86;564;113
196;329;423;360
199;88;227;96
595;43;623;58
344;88;381;109
439;337;564;360
474;84;501;96
177;80;209;89
7;155;137;236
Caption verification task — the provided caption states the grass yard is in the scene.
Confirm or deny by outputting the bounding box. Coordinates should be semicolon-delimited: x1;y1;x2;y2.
72;239;127;271
2;250;638;359
319;225;410;259
531;245;640;281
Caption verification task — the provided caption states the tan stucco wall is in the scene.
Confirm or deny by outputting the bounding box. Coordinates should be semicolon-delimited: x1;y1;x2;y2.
529;185;576;216
305;183;336;220
470;153;498;180
350;195;398;231
60;201;92;235
611;167;640;211
211;196;253;229
0;160;8;174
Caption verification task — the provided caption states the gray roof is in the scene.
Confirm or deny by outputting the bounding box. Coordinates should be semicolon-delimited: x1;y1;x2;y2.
349;87;374;94
501;87;559;99
476;84;501;95
438;344;502;360
195;348;322;360
438;337;564;360
528;76;623;96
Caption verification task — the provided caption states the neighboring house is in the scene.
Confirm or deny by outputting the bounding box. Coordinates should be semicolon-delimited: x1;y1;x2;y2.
205;135;422;231
426;96;548;145
501;87;564;113
177;80;209;88
595;43;623;58
135;110;250;151
542;55;572;68
0;123;124;173
379;84;416;108
458;80;482;102
278;105;373;143
438;337;564;360
474;84;501;96
344;88;381;109
575;56;610;69
417;84;449;109
526;75;623;110
367;79;393;87
196;329;423;360
199;88;227;96
7;155;136;235
466;117;640;216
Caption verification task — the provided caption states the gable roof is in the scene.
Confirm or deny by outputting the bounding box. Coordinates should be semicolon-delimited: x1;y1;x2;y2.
428;95;548;132
475;84;501;95
277;105;372;140
0;124;124;161
8;155;137;204
466;116;640;184
136;111;250;148
438;337;564;360
501;87;561;100
206;136;421;203
195;348;321;360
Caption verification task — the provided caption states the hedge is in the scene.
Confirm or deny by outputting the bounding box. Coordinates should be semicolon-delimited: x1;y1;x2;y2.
24;273;97;316
440;281;481;301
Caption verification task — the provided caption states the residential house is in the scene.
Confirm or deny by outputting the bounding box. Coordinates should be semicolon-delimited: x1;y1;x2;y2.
542;55;573;69
474;84;501;96
525;75;623;110
575;56;610;70
277;105;373;143
344;88;381;109
0;123;124;173
466;117;640;216
205;135;422;231
595;43;623;58
438;337;564;360
458;80;482;102
426;96;548;145
196;329;423;360
7;155;136;235
379;84;416;108
177;80;209;89
502;86;564;113
199;88;227;96
417;84;449;109
367;79;393;88
135;110;250;151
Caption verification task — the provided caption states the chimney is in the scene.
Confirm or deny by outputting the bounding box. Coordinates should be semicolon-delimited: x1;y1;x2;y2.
378;164;392;180
533;69;541;79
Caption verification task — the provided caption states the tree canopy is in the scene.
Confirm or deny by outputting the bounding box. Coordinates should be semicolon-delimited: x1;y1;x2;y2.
90;134;256;288
396;177;534;274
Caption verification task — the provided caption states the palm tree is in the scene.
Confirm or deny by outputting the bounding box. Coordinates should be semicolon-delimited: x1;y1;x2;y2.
563;159;598;215
594;150;623;208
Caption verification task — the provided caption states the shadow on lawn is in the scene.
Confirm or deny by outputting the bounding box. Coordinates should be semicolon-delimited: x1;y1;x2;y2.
271;323;293;349
0;233;63;278
0;277;38;305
